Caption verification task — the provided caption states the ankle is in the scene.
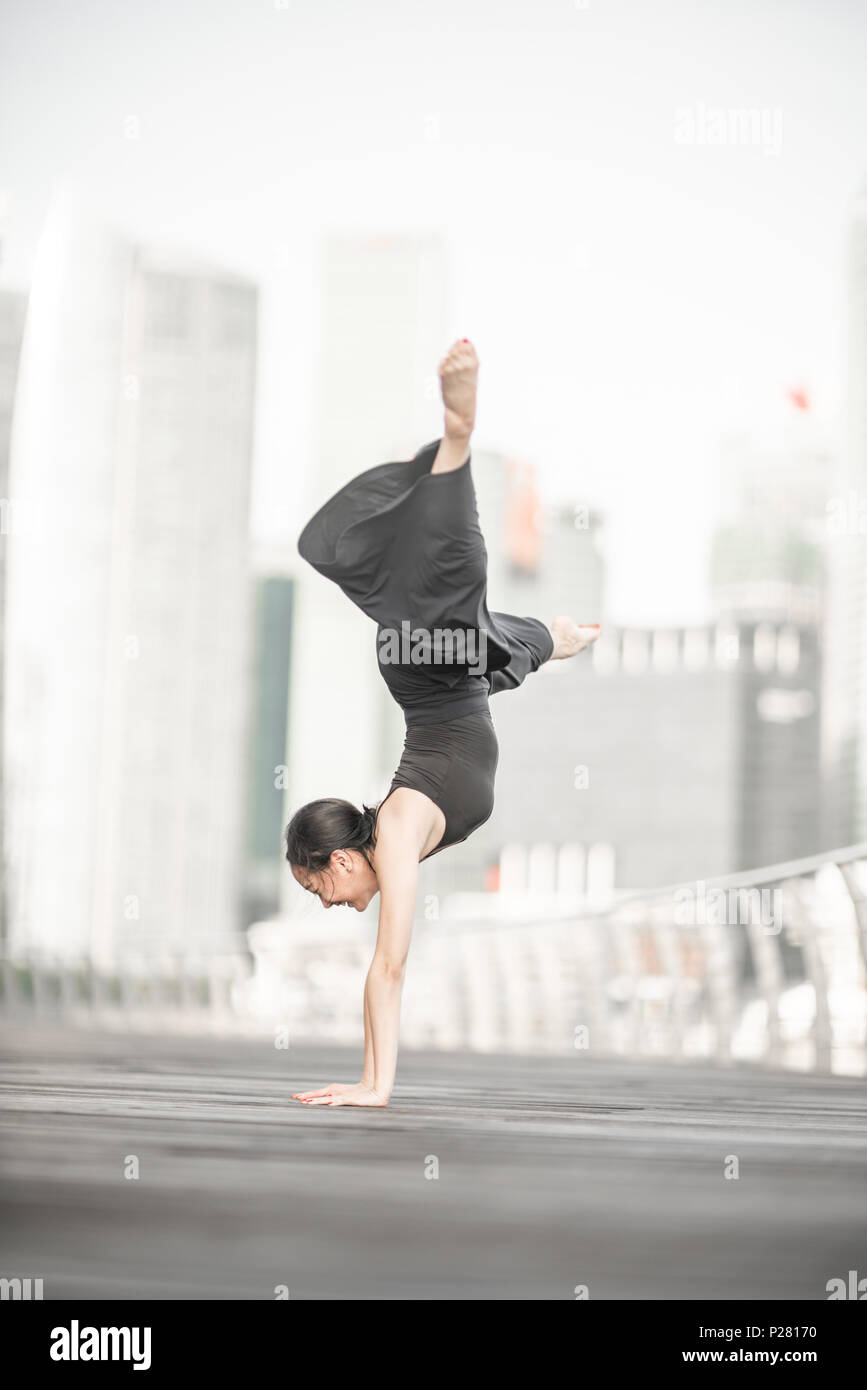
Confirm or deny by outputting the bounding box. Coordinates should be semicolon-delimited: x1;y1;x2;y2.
431;433;471;474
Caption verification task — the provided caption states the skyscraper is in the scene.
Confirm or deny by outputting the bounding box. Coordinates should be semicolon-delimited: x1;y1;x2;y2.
836;183;867;843
0;288;28;948
418;474;607;900
439;619;822;897
710;402;835;626
709;394;842;852
243;552;294;928
282;236;447;912
3;206;258;964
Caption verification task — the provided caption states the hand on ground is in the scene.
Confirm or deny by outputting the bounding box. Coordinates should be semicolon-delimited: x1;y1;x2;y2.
291;1082;389;1108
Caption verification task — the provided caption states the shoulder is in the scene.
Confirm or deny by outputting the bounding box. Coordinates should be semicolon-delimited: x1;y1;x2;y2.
375;787;441;858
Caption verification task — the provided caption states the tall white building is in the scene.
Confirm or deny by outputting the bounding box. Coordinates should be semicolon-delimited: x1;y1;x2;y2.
846;184;867;841
826;183;867;844
711;404;836;626
416;458;607;901
0;288;29;948
283;236;447;910
3;205;258;964
706;394;845;848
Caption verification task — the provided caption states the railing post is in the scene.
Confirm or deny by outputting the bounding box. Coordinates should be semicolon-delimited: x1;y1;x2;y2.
838;863;867;975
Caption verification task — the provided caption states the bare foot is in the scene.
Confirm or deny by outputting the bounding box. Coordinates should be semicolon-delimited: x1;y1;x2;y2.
549;616;601;660
439;338;478;440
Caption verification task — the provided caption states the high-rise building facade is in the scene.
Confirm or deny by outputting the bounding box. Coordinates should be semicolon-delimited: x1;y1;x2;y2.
424;619;822;899
417;475;607;900
3;208;258;963
0;288;28;947
837;184;867;843
282;237;607;918
709;395;843;852
711;404;835;627
243;556;294;928
282;236;448;912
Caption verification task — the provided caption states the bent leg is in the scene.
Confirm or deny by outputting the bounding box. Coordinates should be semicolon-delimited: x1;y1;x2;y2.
486;614;554;694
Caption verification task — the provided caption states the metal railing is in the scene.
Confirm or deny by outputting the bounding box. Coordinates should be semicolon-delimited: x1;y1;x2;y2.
241;843;867;1074
2;844;866;1075
0;951;253;1035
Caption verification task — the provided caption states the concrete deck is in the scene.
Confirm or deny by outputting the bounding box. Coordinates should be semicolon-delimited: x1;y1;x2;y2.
0;1023;864;1299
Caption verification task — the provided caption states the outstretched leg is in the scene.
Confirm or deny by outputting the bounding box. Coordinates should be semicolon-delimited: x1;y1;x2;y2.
549;616;601;659
431;339;478;474
487;615;600;695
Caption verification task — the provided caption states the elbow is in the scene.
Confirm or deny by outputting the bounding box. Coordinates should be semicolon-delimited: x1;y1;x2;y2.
372;953;407;985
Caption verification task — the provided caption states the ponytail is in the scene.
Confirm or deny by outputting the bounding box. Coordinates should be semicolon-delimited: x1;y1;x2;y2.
285;797;378;874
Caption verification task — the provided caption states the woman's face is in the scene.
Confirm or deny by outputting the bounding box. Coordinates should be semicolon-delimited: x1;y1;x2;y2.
292;849;378;912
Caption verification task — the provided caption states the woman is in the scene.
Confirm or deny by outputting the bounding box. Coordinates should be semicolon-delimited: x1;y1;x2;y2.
288;339;600;1108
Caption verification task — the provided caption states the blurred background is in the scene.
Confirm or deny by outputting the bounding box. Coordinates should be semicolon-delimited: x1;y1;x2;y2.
2;0;867;1073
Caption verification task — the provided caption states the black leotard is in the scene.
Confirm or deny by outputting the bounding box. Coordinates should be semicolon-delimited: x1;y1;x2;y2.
297;439;553;857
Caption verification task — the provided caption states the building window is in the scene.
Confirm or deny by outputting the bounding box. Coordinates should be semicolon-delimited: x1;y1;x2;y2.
499;842;527;894
753;622;777;672
714;624;740;666
586;842;616;903
622;629;649;674
213;283;255;348
144;273;192;343
683;628;710;671
557;842;584;896
652;629;680;672
527;842;557;894
777;624;800;674
756;688;815;723
592;631;619;674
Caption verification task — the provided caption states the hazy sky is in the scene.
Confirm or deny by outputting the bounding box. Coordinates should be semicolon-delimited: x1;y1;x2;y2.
2;0;866;622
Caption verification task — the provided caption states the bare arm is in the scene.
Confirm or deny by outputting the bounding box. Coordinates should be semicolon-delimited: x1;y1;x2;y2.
362;821;420;1102
293;790;442;1108
294;810;427;1108
361;987;374;1089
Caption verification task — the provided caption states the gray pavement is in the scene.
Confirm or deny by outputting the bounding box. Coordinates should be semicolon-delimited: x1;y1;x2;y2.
0;1023;864;1300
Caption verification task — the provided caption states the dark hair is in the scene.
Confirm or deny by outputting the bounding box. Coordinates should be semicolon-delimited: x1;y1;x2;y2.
284;797;378;876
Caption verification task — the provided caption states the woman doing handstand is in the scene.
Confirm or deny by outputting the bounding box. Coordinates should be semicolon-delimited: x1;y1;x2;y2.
287;340;599;1107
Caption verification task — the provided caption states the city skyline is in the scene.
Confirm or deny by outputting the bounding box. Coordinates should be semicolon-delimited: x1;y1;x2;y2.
2;0;867;623
1;0;866;966
0;205;860;953
2;211;258;962
2;6;866;1318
